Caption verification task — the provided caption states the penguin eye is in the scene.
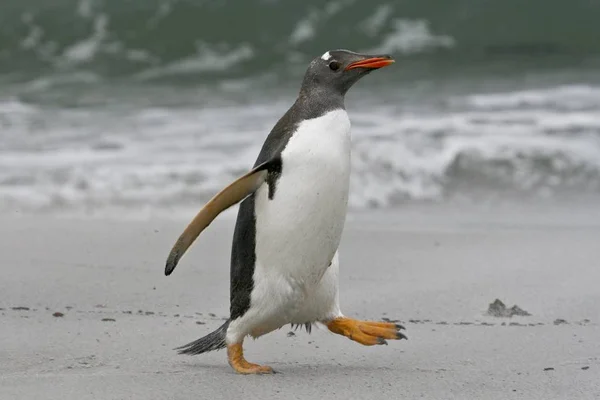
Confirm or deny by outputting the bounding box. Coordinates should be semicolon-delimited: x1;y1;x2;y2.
329;61;341;71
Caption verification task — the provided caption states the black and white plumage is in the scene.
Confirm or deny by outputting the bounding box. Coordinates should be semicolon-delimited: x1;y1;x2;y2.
165;50;404;373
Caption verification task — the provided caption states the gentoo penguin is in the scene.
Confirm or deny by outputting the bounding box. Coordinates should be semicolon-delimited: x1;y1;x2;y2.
165;49;405;374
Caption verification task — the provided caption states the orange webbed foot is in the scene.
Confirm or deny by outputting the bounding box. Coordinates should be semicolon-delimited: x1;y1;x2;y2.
227;343;274;374
326;317;407;345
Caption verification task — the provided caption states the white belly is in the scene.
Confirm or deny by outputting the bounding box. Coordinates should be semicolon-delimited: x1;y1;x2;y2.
240;109;351;337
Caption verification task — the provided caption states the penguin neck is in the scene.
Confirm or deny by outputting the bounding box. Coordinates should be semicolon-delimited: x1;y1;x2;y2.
296;85;345;119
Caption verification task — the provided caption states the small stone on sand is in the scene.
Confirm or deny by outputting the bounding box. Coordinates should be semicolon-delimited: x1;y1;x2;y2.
486;299;531;317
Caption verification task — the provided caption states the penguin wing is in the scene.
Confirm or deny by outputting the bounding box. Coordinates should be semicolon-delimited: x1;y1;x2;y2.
165;158;278;276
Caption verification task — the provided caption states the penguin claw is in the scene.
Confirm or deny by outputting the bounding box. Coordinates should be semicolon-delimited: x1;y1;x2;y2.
377;337;388;345
396;332;408;340
395;323;406;331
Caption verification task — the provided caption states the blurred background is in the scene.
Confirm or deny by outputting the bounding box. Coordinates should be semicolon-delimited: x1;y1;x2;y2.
1;0;600;218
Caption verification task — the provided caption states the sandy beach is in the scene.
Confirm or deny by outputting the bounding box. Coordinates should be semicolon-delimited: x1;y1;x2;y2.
1;204;599;399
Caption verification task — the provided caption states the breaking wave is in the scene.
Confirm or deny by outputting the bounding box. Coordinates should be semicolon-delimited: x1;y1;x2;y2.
2;83;600;216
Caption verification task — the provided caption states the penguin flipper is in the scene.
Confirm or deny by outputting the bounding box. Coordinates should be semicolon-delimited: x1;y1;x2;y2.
165;159;276;276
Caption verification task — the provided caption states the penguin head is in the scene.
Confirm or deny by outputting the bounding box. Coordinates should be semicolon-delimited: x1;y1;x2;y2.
300;49;394;96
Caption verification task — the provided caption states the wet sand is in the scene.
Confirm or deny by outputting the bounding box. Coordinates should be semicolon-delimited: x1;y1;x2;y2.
1;205;599;399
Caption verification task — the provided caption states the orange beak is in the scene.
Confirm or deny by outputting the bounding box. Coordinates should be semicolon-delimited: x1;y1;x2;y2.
345;57;395;71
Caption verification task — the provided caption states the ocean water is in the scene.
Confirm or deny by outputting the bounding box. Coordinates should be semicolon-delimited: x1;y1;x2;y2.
1;0;600;217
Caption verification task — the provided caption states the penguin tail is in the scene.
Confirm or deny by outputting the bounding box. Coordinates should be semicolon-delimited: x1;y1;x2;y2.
175;319;230;355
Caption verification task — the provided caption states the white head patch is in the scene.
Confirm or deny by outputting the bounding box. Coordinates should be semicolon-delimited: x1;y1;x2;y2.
321;51;331;61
